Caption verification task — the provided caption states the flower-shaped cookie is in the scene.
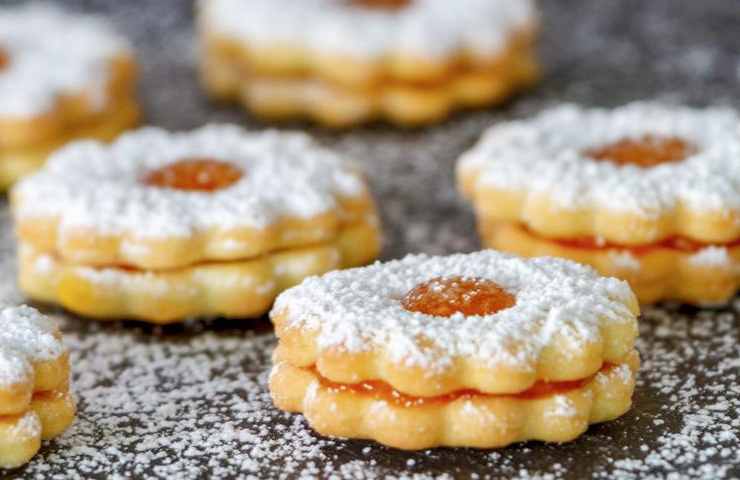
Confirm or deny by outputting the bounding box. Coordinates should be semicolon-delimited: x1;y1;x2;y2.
13;125;381;323
0;305;76;469
0;3;139;189
458;103;740;305
270;251;639;449
198;0;540;126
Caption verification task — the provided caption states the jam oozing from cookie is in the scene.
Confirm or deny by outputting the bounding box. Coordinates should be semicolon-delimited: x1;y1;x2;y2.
349;0;411;10
521;223;740;255
0;48;9;71
585;135;696;167
401;276;515;317
143;158;242;192
317;364;616;408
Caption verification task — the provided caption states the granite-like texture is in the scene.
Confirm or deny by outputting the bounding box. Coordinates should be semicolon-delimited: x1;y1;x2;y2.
2;0;740;478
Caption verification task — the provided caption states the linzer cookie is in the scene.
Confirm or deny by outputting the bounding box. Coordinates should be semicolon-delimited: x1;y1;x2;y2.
458;103;740;305
269;251;639;450
198;0;540;127
0;305;76;469
12;125;381;324
0;3;139;190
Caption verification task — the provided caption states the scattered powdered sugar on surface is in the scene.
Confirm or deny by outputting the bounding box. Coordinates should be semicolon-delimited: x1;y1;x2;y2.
0;3;130;117
4;0;740;477
13;125;367;237
458;102;740;218
274;251;635;372
0;304;65;388
688;246;731;267
202;0;537;60
3;289;738;479
595;307;740;480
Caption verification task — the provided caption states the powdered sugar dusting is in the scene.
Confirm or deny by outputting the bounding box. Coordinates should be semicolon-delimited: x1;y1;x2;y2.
202;0;537;60
0;3;130;117
688;246;731;267
0;305;65;388
2;299;734;479
273;251;635;372
458;103;740;218
4;0;740;476
595;307;740;479
545;395;578;418
13;125;367;237
8;411;42;441
608;251;641;271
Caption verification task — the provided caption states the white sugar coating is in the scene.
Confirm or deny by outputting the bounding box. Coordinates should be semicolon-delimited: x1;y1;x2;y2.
273;251;635;372
688;246;731;267
457;102;740;218
544;395;578;418
8;411;42;441
0;3;130;117
13;125;367;237
0;304;65;388
0;348;33;389
201;0;537;61
608;251;641;271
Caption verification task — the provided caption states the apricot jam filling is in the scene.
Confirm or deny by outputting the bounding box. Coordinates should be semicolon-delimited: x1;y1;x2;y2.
313;364;617;408
584;135;696;168
519;224;740;256
349;0;411;10
143;158;242;192
401;276;516;317
0;48;9;71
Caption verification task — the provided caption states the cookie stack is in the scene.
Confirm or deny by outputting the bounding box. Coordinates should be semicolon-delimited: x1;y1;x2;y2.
11;125;381;324
198;0;540;127
458;103;740;305
270;251;639;449
0;305;76;469
0;3;139;190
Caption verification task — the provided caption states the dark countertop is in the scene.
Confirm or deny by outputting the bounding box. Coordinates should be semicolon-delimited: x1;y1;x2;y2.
3;0;740;478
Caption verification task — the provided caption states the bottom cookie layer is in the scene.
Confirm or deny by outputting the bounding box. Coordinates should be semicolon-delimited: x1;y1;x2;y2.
0;390;76;469
480;221;740;305
0;100;140;190
202;51;539;127
19;220;381;323
269;351;639;450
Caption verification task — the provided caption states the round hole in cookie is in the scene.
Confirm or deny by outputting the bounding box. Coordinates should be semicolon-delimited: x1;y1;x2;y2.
349;0;411;10
401;276;516;317
143;158;243;192
584;135;696;168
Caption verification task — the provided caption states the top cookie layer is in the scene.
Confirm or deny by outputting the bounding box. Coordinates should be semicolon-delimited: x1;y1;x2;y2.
458;103;740;244
0;3;131;118
272;251;638;395
12;125;372;269
201;0;536;61
0;305;65;389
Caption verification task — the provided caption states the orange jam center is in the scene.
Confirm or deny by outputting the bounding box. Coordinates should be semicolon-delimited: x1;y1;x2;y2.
0;48;9;71
401;276;516;317
317;364;616;408
143;158;242;192
585;135;695;168
350;0;411;9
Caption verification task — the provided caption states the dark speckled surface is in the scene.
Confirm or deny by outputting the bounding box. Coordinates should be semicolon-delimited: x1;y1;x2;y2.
2;0;740;478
